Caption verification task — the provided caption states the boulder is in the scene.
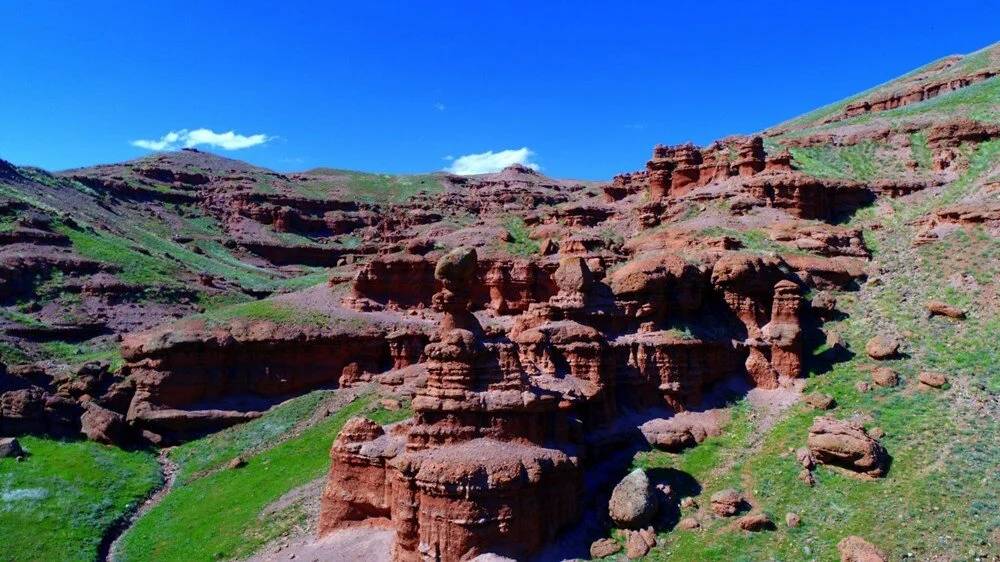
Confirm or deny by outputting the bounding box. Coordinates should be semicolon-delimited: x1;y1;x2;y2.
810;291;838;317
625;530;651;559
870;367;899;387
80;402;127;445
710;488;745;517
837;536;888;562
795;447;815;469
589;538;621;558
0;437;24;458
925;300;966;320
609;468;658;528
434;247;478;287
865;336;899;360
804;393;835;410
799;468;816;487
678;517;701;530
737;513;774;531
807;416;887;477
785;512;801;527
918;371;948;389
553;257;592;294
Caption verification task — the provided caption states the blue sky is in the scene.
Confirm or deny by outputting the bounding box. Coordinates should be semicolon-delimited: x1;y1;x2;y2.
1;1;997;179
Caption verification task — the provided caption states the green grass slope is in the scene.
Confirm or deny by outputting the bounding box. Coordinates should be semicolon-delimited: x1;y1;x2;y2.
118;393;410;562
606;141;1000;561
771;41;1000;135
0;437;160;562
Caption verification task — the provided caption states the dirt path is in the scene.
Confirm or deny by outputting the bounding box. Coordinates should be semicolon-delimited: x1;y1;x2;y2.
244;527;394;562
99;449;178;562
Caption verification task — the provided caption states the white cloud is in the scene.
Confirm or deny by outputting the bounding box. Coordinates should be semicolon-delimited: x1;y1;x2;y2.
445;147;539;175
434;102;446;111
131;128;271;151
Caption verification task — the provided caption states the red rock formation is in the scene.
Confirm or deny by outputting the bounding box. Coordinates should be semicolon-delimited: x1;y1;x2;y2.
608;252;705;328
319;418;403;532
738;172;875;220
320;248;583;561
831;69;998;124
760;280;804;382
345;253;555;315
644;136;768;199
120;317;405;438
620;332;743;410
346;253;438;310
768;222;870;258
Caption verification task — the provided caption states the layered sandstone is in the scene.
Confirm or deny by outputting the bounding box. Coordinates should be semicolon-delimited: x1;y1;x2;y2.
319;244;810;560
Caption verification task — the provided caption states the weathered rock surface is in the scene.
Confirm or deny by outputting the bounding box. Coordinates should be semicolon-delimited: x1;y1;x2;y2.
807;416;888;477
80;402;128;445
918;371;948;389
804;393;836;410
871;367;899;387
865;336;900;360
710;489;746;517
925;300;966;319
589;538;621;558
609;469;658;528
737;513;774;531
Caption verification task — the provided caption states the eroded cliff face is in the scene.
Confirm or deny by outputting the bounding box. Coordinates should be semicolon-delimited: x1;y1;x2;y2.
309;114;1000;559
318;243;810;560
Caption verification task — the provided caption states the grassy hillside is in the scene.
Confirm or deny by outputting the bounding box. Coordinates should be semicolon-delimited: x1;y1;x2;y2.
771;41;1000;135
609;141;1000;561
118;393;410;562
0;437;160;562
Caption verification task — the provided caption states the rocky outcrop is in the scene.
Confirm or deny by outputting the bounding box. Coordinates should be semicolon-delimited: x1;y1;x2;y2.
768;222;870;258
609;252;705;328
318;417;404;532
738;172;875;221
645;136;769;199
831;69;999;124
321;249;583;561
345;253;555;315
80;402;128;445
0;386;81;437
807;416;888;477
119;312;424;439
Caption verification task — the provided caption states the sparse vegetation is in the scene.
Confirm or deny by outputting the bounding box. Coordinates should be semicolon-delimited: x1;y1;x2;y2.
909;132;933;170
502;215;540;256
291;169;443;203
198;299;332;327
